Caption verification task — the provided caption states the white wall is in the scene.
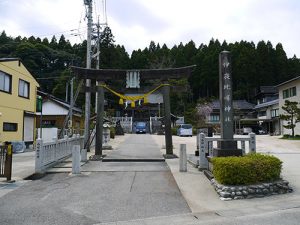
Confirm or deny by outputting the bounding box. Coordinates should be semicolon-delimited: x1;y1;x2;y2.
36;101;68;116
278;79;300;135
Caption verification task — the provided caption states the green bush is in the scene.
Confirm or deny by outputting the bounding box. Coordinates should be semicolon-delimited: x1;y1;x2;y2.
172;127;178;135
110;127;115;139
211;153;282;185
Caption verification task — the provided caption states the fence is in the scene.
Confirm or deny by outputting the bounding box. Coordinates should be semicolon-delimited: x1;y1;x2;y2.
198;133;256;170
0;144;12;181
111;117;133;133
150;116;184;134
35;134;84;173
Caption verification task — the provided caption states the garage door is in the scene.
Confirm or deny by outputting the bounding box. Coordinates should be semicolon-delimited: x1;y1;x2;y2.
24;116;34;142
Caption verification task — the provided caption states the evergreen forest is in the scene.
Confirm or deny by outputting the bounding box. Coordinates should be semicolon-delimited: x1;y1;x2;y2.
1;27;300;118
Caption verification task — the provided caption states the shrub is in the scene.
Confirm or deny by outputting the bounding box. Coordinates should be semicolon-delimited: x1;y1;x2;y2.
172;127;178;135
110;127;115;139
211;153;282;185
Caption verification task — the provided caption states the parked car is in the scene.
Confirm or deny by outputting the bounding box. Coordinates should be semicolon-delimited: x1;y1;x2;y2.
136;122;147;134
177;124;193;137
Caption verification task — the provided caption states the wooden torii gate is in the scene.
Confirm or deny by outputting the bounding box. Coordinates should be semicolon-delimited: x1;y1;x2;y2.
71;65;195;158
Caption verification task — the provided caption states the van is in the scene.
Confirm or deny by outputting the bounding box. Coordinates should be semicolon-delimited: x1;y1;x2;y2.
177;124;193;137
136;122;147;134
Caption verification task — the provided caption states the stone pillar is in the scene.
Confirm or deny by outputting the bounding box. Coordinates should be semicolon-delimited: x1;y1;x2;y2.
199;133;208;170
179;144;187;172
249;132;256;153
35;138;43;173
72;145;81;174
95;82;104;155
162;82;173;155
214;51;242;157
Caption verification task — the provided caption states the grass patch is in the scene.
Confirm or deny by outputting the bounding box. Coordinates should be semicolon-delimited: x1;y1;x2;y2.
281;134;300;140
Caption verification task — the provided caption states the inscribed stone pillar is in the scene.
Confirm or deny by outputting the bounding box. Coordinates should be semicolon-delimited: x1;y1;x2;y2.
214;51;242;157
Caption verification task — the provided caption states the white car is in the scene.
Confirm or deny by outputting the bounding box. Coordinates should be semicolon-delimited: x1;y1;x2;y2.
177;124;193;137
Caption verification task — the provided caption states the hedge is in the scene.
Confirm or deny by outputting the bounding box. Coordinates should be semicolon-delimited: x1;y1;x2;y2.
211;153;282;185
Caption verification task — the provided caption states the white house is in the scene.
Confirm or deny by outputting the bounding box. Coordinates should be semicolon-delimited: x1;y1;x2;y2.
276;76;300;136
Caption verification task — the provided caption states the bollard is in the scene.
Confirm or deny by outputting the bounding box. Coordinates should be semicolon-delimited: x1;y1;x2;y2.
179;144;187;172
72;145;81;174
81;149;87;162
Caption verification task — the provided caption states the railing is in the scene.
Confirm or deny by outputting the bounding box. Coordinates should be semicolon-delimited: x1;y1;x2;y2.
0;144;12;181
35;134;84;173
198;133;256;170
111;117;133;133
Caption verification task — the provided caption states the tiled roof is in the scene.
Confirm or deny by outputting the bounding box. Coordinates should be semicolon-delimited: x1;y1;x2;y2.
254;99;279;109
276;76;300;87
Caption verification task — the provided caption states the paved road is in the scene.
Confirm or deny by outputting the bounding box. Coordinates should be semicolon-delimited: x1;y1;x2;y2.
0;134;190;225
104;134;164;161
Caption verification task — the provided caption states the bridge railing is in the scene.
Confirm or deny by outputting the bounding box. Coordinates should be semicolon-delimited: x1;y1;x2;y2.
35;134;84;173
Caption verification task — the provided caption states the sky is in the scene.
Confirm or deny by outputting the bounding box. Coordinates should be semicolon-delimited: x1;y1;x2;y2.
0;0;300;58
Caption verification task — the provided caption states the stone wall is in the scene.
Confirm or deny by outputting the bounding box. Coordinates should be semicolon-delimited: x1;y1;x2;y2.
211;179;293;201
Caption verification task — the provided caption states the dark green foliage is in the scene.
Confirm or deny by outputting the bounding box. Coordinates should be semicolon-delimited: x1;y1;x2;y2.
110;127;115;139
1;28;300;116
211;153;282;185
171;127;178;136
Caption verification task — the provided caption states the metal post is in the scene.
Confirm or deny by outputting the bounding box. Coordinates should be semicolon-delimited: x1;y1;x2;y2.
84;0;93;151
162;82;173;155
179;144;187;172
95;83;104;155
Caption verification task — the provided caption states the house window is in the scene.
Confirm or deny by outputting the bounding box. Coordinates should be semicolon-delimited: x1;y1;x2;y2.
258;111;266;117
19;79;30;98
283;86;297;99
0;71;12;93
209;114;220;122
3;122;18;132
271;109;279;118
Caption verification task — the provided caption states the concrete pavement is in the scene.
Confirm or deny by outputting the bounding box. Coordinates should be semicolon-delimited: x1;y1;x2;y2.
0;134;300;225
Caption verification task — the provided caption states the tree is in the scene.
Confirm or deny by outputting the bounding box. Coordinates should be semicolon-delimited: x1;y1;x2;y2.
195;99;213;127
280;100;300;137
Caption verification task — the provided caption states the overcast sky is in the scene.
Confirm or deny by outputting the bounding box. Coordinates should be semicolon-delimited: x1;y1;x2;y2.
0;0;299;58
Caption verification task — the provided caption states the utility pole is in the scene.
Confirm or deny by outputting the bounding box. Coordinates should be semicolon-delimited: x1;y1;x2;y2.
84;0;93;151
69;77;74;136
65;82;69;102
95;17;101;113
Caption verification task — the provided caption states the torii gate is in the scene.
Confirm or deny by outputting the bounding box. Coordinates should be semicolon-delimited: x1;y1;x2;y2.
71;65;195;157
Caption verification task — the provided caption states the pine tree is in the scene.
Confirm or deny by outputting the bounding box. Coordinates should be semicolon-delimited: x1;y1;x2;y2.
280;100;300;137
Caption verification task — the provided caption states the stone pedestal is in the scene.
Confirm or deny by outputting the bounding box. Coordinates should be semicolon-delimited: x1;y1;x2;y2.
213;139;242;157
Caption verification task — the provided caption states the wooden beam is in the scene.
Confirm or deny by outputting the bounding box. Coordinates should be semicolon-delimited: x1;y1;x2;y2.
71;65;196;81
